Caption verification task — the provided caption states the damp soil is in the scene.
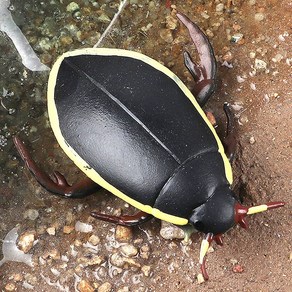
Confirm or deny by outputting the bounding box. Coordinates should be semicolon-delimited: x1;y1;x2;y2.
0;1;291;291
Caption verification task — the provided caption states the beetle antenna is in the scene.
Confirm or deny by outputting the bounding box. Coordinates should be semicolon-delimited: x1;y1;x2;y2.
235;201;285;229
199;233;213;280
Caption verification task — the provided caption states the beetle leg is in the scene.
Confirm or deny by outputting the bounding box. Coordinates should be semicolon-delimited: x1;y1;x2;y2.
177;13;217;106
13;136;101;198
91;210;152;226
222;103;236;162
199;233;214;281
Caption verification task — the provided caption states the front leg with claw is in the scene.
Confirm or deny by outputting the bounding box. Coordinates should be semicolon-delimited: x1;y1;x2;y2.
177;12;217;107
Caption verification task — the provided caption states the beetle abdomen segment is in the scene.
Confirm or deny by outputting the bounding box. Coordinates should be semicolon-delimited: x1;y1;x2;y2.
154;152;230;221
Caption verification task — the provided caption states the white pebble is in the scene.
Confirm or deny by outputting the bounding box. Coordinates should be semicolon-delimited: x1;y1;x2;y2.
75;221;93;233
255;12;265;21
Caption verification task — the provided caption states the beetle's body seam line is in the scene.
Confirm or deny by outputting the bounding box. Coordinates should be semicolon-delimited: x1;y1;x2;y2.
156;147;219;204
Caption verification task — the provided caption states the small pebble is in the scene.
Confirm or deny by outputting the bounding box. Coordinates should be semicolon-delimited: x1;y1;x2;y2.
115;225;133;242
18;231;35;253
166;14;178;30
216;3;224;12
78;254;104;267
141;265;151;277
88;234;100;245
98;13;111;23
250;83;256;90
63;225;74;234
23;209;39;220
197;273;205;284
140;244;150;259
160;221;185;240
75;221;93;233
120;244;138;257
5;283;15;291
98;282;112;292
254;59;267;70
110;253;125;267
233;264;244;273
230;258;238;265
78;280;95;292
42;248;61;260
249;136;256;144
159;29;173;43
117;287;129;292
255;12;265;22
289;252;292;261
272;54;283;63
13;273;23;282
46;227;56;236
231;33;244;43
249;51;256;59
201;11;210;19
66;2;79;13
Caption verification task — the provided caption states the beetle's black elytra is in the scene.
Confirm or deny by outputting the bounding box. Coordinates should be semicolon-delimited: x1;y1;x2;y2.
48;48;232;226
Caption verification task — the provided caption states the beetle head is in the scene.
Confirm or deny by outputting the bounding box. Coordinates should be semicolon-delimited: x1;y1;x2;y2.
189;186;285;281
189;186;236;235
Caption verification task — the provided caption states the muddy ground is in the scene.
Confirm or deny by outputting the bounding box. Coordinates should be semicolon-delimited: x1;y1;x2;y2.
0;0;291;291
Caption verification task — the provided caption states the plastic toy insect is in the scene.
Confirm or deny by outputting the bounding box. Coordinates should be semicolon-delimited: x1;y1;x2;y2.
13;12;284;280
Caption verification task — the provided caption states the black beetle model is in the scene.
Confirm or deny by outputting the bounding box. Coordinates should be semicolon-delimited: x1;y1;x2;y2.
14;12;284;280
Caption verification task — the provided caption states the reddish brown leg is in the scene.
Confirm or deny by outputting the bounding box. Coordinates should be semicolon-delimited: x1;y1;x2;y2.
177;13;217;106
13;136;101;198
91;210;152;226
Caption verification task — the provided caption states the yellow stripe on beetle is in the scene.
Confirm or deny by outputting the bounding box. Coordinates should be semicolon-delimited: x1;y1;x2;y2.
247;205;268;215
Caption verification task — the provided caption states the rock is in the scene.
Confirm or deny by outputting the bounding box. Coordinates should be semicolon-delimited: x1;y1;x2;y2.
115;225;133;242
4;283;15;291
166;14;178;30
141;265;151;277
78;280;95;292
120;244;138;257
255;12;265;21
117;287;129;292
216;3;224;12
12;273;23;281
23;209;39;220
17;231;35;253
88;234;100;245
42;248;61;260
77;254;104;267
75;221;93;233
98;282;112;292
66;2;79;13
233;264;244;273
160;221;185;240
110;253;125;267
254;59;267;71
249;136;256;144
159;29;173;43
140;244;150;259
63;225;74;234
46;227;56;236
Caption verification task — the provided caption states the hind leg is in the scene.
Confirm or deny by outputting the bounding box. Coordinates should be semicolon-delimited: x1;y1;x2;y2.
91;210;152;226
13;136;101;198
